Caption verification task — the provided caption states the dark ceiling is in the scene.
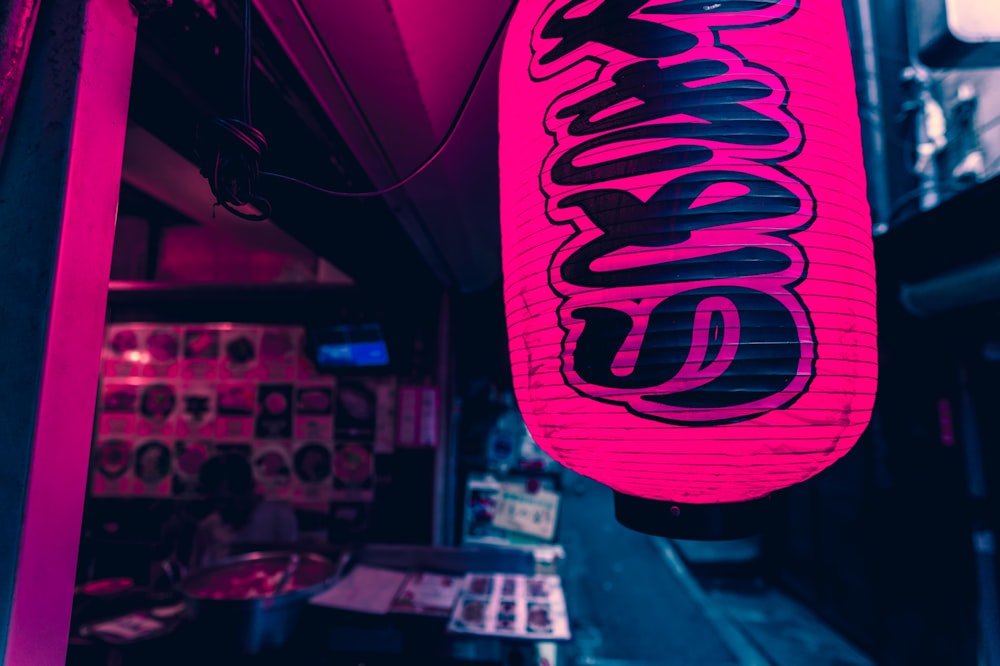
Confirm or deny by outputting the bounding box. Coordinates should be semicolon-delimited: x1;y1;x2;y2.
128;0;512;296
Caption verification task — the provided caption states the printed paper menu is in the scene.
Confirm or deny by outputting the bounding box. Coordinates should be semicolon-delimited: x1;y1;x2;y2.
447;573;571;642
390;573;463;617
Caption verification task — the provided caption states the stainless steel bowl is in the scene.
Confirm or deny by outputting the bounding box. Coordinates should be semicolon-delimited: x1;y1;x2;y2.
177;551;341;656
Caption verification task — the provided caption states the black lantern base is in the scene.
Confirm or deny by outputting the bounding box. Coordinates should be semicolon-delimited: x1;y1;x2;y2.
613;491;771;541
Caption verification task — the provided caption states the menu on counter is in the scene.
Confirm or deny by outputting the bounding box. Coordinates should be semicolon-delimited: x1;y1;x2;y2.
389;572;463;617
309;565;408;615
447;573;571;642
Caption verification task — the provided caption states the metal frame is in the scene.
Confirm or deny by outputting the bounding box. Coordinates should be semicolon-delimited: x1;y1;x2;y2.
0;0;137;662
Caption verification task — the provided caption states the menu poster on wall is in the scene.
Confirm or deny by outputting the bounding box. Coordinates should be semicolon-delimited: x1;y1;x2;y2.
294;382;335;441
251;441;293;500
135;382;178;438
255;384;294;439
140;328;181;379
131;439;172;497
176;384;216;439
418;387;439;448
181;328;220;381
291;441;333;503
396;386;438;449
493;484;561;542
257;328;298;382
373;377;398;454
103;326;144;378
98;382;139;436
172;440;210;497
92;439;134;496
335;380;377;439
215;383;256;439
219;328;258;380
396;386;419;447
462;475;509;546
332;440;375;502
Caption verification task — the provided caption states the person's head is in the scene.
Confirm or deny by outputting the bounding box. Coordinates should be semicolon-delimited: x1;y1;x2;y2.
199;453;256;527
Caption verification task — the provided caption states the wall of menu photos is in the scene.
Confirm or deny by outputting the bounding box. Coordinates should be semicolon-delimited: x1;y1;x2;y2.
90;323;420;507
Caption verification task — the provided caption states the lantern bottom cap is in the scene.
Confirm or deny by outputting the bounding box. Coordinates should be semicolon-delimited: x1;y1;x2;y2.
613;491;771;541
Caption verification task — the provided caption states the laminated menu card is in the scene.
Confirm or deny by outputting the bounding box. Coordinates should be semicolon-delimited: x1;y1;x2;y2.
447;573;571;642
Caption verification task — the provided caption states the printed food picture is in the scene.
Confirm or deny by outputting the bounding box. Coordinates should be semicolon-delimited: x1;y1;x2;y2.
255;384;293;439
132;440;172;496
104;327;143;377
181;328;220;380
92;439;133;496
215;384;256;438
141;328;180;378
172;440;210;497
220;329;258;379
258;328;296;381
467;575;493;597
99;383;139;435
292;442;333;502
251;443;292;498
294;384;335;441
136;383;178;436
335;380;376;437
526;603;553;634
293;443;332;484
528;577;548;599
332;441;375;502
455;599;487;631
176;384;216;438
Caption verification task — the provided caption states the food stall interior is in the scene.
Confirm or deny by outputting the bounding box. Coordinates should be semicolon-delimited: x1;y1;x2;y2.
68;2;568;657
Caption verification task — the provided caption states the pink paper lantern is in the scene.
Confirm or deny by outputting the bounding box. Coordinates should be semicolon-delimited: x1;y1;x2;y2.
499;0;877;536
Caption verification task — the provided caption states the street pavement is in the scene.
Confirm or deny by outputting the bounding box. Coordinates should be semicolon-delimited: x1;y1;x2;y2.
557;473;873;666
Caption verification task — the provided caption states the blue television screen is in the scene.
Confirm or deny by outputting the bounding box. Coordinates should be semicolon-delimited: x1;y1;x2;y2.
313;324;390;368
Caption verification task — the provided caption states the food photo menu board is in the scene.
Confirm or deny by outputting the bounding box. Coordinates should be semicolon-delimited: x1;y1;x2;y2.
92;323;398;506
447;573;571;642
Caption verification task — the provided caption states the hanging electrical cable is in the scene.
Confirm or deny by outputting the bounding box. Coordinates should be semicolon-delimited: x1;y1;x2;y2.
197;0;517;221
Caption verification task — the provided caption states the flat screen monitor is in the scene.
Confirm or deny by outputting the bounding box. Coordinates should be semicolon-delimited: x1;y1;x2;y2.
311;324;390;369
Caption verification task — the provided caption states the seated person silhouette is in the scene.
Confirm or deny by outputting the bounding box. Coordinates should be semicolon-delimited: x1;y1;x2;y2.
188;453;299;569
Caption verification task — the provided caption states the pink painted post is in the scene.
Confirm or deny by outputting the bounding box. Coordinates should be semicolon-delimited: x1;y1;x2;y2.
0;0;137;662
499;0;876;535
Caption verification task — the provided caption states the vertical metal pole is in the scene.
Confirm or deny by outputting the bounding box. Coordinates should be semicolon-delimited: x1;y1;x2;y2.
432;291;454;545
0;0;136;663
854;0;893;232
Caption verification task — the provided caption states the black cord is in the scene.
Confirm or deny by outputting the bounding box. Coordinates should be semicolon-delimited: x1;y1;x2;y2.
198;0;517;219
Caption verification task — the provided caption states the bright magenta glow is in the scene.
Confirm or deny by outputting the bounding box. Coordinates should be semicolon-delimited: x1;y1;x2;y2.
499;0;877;503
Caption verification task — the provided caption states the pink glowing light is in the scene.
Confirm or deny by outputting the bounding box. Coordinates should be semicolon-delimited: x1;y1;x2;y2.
499;0;877;504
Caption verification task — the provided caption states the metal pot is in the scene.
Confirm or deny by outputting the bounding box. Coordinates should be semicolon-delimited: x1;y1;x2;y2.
177;551;342;656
